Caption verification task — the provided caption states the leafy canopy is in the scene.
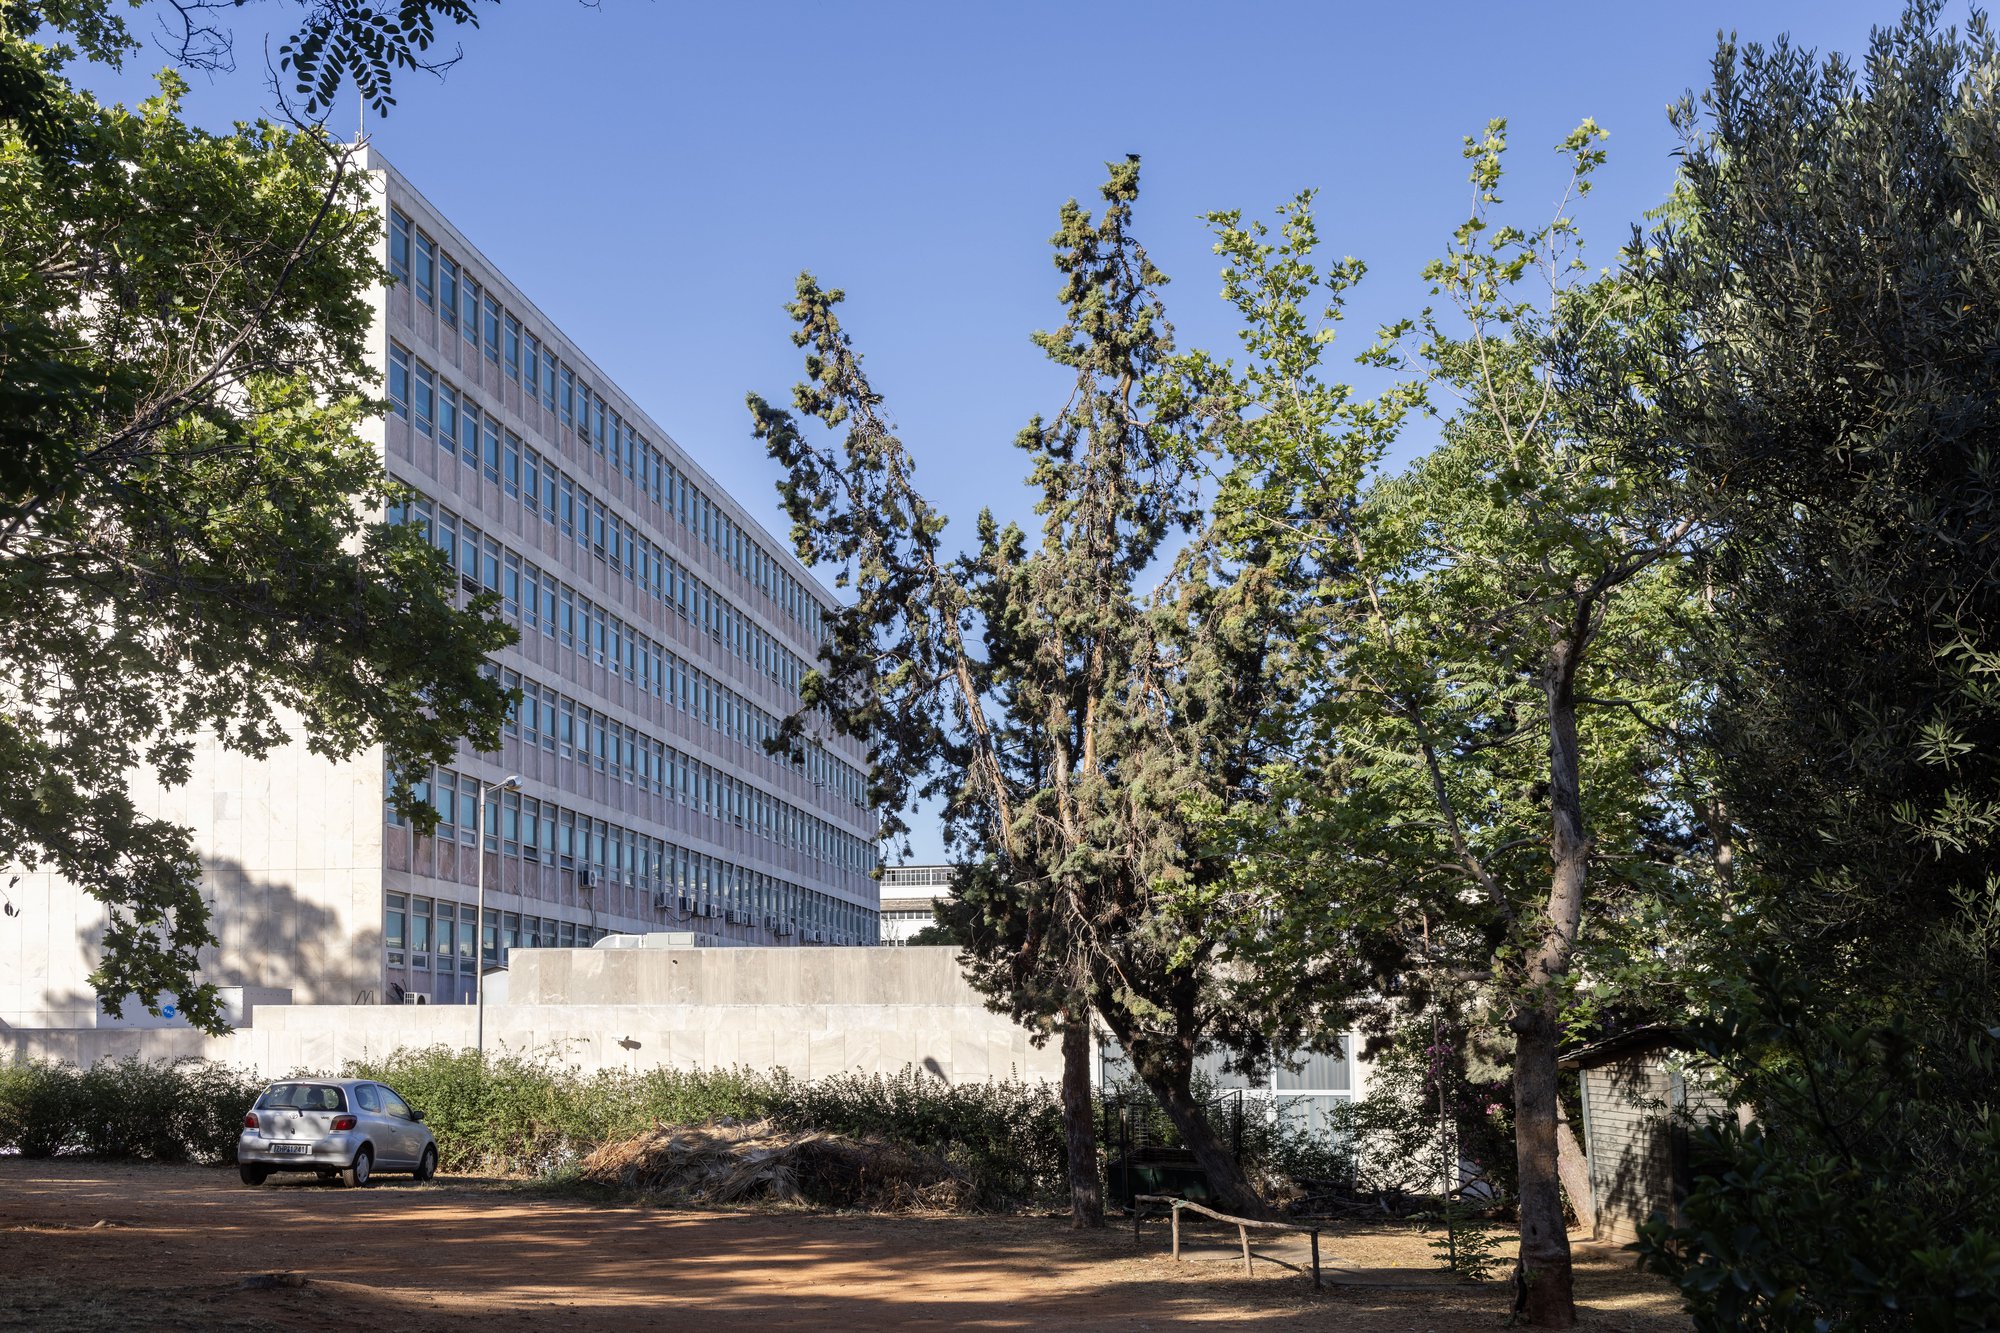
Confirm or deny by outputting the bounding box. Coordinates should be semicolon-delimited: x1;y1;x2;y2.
0;7;512;1032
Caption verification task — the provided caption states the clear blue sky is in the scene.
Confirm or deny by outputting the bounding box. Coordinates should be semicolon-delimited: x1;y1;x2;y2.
88;0;1906;862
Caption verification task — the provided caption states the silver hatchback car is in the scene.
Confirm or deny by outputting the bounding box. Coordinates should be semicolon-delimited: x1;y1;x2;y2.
237;1078;438;1187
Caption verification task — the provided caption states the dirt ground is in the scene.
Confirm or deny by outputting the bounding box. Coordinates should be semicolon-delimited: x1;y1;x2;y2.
0;1159;1687;1331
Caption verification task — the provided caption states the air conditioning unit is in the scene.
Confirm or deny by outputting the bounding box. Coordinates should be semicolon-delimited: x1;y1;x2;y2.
403;993;431;1005
774;922;793;937
653;892;671;910
806;929;824;943
576;869;597;889
727;909;751;926
699;903;717;919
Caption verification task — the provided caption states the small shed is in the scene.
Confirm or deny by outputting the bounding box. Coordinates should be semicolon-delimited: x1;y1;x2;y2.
1560;1027;1733;1244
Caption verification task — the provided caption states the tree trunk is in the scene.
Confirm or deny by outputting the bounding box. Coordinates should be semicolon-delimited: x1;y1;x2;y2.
1512;1008;1576;1325
1061;1013;1105;1228
1556;1097;1594;1237
1508;631;1588;1327
1149;1069;1268;1220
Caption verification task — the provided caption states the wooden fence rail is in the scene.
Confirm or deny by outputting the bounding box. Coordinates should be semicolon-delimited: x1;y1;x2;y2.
1132;1194;1322;1289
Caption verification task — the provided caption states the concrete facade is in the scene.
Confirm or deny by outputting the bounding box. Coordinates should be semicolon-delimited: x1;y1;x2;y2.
1;148;878;1030
1;732;388;1027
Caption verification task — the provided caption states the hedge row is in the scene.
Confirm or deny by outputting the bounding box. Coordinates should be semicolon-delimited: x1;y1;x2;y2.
0;1057;265;1163
0;1050;1345;1210
342;1046;1068;1203
0;1050;1069;1203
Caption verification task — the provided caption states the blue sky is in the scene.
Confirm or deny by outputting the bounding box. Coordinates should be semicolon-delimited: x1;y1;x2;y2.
87;0;1904;861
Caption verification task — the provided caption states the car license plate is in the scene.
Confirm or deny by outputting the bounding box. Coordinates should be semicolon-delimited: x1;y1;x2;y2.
271;1143;308;1154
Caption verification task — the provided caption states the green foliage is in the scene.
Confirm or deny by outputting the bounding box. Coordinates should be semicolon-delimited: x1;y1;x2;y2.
1635;948;2000;1330
0;1057;85;1157
0;1056;263;1161
0;7;513;1032
0;1049;1069;1208
342;1048;1069;1206
1425;1196;1505;1282
1213;121;1705;1033
9;1;494;118
273;1;492;117
1638;0;2000;955
1619;7;2000;1324
1191;125;1703;1322
749;159;1338;1216
1335;1017;1516;1201
1100;1073;1353;1191
772;1068;1065;1204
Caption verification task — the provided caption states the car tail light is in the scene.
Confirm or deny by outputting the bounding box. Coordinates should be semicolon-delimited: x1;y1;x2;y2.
243;1113;258;1129
331;1115;357;1131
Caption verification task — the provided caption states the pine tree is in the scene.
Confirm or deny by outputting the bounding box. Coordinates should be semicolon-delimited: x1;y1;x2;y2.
749;159;1337;1221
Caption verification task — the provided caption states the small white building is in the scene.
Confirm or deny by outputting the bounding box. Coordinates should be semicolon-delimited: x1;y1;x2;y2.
878;864;956;945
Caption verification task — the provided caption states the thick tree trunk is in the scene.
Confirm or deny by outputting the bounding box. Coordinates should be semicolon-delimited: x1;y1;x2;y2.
1149;1070;1268;1220
1061;1014;1105;1228
1555;1098;1594;1237
1512;1008;1576;1326
1508;631;1589;1327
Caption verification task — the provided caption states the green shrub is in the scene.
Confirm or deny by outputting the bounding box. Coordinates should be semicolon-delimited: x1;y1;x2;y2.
2;1048;1068;1206
1099;1072;1355;1195
0;1057;261;1162
169;1060;268;1163
772;1068;1065;1203
0;1058;85;1157
1636;956;2000;1330
78;1057;191;1159
340;1047;1067;1205
342;1047;783;1175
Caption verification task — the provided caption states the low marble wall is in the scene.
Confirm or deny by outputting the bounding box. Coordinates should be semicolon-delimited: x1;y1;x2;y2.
0;946;1060;1084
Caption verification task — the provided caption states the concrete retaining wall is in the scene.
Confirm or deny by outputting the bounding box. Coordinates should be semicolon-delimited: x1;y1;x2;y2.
0;945;1062;1083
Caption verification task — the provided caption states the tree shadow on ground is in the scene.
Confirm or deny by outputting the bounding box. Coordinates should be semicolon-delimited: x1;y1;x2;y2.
0;1159;1690;1332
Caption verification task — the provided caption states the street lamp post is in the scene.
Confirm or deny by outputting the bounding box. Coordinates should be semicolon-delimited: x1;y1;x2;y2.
474;773;523;1060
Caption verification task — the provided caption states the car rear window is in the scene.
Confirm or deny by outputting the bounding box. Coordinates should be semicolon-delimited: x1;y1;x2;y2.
255;1083;348;1112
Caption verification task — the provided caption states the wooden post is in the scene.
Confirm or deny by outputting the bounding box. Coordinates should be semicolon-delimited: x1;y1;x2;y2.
1239;1223;1252;1276
1310;1229;1321;1289
1171;1202;1181;1261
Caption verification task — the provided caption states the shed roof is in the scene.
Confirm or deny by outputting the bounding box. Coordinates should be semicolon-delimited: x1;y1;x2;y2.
1557;1024;1691;1071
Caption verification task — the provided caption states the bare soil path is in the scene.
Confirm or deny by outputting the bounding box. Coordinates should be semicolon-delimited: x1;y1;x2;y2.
0;1160;1685;1330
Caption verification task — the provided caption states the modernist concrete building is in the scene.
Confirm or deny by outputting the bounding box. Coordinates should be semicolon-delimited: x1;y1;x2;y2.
0;148;878;1026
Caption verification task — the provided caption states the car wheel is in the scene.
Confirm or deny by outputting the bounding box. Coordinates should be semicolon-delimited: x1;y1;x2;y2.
340;1146;372;1188
412;1145;438;1183
238;1164;268;1187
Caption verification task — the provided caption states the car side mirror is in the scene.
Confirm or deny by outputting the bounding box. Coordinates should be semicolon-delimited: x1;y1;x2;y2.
412;1109;426;1122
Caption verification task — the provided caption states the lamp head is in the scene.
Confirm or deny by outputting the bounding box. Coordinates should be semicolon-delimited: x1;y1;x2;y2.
500;775;523;792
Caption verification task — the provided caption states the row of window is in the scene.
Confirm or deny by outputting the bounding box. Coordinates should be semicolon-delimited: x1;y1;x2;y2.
383;895;612;972
388;209;826;644
883;866;955;888
389;766;877;941
490;665;873;875
392;493;868;811
387;352;823;709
